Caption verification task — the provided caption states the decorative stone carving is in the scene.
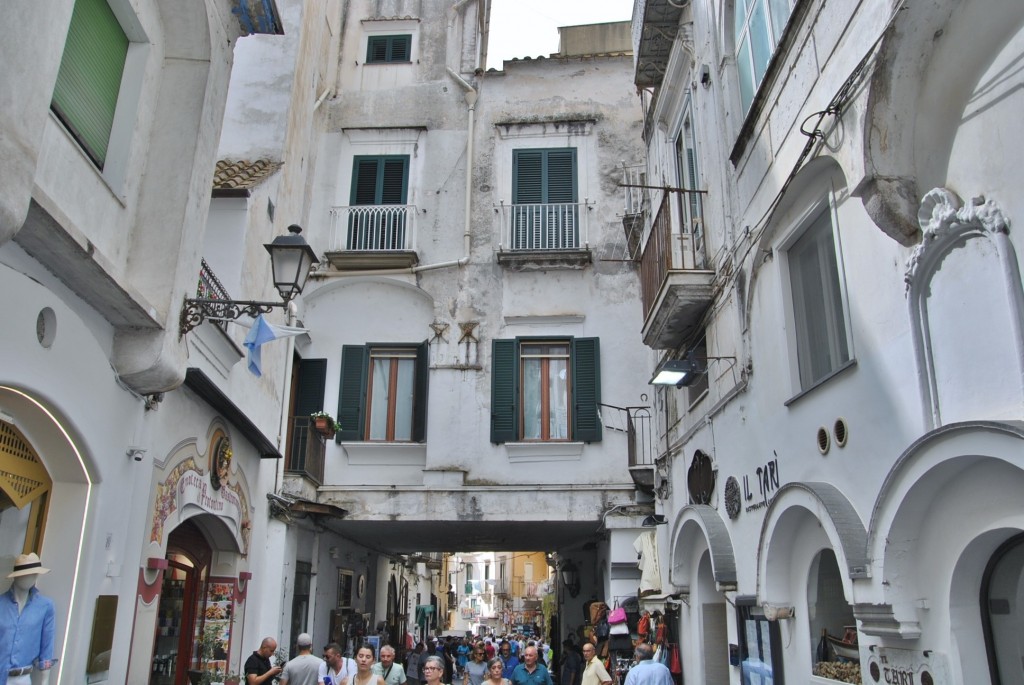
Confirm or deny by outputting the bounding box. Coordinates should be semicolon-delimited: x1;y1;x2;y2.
724;476;741;520
905;188;1010;289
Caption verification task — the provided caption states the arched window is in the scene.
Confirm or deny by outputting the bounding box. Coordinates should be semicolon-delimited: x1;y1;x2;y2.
734;0;793;112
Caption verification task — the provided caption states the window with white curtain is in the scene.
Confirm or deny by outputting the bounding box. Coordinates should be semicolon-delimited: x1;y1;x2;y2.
520;342;570;441
734;0;793;112
367;347;416;441
787;205;850;389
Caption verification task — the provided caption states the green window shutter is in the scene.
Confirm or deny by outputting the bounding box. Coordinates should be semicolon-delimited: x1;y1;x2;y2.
412;340;429;442
513;150;543;204
572;337;602;442
351;158;381;205
51;0;129;168
350;156;409;205
545;149;577;203
367;36;389;62
367;35;412;63
390;35;411;61
337;345;368;441
490;339;518;443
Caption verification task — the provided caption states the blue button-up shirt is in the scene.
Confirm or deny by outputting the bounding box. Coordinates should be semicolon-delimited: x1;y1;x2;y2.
0;587;55;674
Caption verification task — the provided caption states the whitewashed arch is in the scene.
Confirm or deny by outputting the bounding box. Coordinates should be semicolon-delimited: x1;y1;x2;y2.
757;482;868;605
669;504;737;591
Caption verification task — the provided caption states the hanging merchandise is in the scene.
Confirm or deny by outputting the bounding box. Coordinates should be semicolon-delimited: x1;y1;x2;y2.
637;611;651;639
668;643;682;675
607;607;627;624
609;621;629;636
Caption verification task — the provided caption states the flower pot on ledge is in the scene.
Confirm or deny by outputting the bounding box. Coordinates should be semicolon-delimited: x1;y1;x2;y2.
314;416;336;438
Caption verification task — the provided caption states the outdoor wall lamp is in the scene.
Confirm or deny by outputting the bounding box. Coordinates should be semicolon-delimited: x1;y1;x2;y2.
641;514;667;527
179;224;319;336
648;351;737;388
560;559;580;598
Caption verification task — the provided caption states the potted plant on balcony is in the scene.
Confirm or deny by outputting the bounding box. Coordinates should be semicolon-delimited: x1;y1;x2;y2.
311;411;337;439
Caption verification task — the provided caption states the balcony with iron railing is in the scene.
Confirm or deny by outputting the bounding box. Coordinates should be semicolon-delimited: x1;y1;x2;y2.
639;192;715;349
494;577;544;598
285;416;325;485
495;201;594;270
324;205;419;270
621;164;648;259
600;403;655;493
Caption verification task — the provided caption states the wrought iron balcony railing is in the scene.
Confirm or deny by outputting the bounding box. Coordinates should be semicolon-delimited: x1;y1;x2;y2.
329;205;417;252
285;416;325;485
497;201;592;251
639;193;708;318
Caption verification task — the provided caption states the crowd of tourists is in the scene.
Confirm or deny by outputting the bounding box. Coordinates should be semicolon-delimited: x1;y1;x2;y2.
242;629;671;685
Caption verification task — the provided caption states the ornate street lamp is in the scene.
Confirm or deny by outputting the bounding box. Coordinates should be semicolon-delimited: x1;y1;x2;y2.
179;224;318;336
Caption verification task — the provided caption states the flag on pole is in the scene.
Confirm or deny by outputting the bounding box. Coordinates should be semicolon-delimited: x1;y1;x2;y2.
242;314;306;376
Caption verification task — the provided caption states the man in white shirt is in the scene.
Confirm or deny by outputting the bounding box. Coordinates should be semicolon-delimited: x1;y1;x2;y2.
320;642;357;685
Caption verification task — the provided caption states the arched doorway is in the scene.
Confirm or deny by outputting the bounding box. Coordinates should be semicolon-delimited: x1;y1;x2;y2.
149;516;240;685
983;533;1024;684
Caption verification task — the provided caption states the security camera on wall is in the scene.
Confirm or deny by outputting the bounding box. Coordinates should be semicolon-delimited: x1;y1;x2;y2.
126;447;146;462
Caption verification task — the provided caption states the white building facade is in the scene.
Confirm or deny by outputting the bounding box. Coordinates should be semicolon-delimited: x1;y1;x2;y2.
631;0;1024;683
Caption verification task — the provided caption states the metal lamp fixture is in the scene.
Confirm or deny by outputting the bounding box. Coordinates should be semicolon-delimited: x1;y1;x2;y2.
560;559;580;598
179;224;319;336
641;514;667;527
649;353;701;388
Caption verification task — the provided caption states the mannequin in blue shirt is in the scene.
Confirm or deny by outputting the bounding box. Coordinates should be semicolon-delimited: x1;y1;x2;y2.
0;553;54;685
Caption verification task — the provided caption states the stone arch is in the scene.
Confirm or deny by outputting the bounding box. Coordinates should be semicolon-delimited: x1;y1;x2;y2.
858;0;1024;245
757;482;868;605
866;422;1024;646
669;504;737;591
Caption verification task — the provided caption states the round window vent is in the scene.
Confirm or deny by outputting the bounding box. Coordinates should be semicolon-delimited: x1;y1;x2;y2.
816;426;830;455
833;418;849;447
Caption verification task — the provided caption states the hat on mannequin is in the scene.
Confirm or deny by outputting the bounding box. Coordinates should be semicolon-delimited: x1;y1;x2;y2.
8;553;50;578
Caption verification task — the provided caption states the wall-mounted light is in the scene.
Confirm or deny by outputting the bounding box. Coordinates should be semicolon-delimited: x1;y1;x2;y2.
649;354;701;388
560;559;580;598
179;224;319;336
641;514;667;527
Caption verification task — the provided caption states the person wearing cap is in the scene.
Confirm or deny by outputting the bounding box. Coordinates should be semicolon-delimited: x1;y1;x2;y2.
0;553;55;685
281;633;324;685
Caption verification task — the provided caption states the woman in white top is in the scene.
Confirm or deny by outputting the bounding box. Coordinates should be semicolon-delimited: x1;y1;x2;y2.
341;644;388;685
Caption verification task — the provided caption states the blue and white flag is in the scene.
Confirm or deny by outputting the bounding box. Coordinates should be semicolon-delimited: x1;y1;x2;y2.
242;314;306;376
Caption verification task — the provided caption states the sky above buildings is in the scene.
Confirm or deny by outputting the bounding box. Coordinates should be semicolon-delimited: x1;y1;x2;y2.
487;0;634;68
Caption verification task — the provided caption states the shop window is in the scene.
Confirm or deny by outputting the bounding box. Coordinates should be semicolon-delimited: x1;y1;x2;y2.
807;549;858;681
51;0;129;168
490;337;602;443
736;600;784;685
785;203;851;391
0;420;52;556
337;342;429;442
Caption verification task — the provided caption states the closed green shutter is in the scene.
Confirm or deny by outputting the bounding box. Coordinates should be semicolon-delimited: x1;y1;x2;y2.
571;337;602;442
513;151;543;204
337;346;368;441
367;35;412;63
412;340;429;442
51;0;129;168
351;156;409;205
545;149;577;203
490;339;518;443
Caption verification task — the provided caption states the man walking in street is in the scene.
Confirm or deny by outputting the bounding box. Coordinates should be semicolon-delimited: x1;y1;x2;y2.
245;637;283;685
580;644;611;685
321;642;357;685
498;641;519;680
510;646;552;685
559;639;581;685
622;644;672;685
281;633;323;685
374;645;407;685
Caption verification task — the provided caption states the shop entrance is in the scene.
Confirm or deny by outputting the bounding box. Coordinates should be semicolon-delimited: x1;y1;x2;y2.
151;519;212;685
983;532;1024;684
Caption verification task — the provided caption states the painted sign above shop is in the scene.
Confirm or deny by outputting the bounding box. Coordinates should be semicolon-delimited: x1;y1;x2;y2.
865;646;948;685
